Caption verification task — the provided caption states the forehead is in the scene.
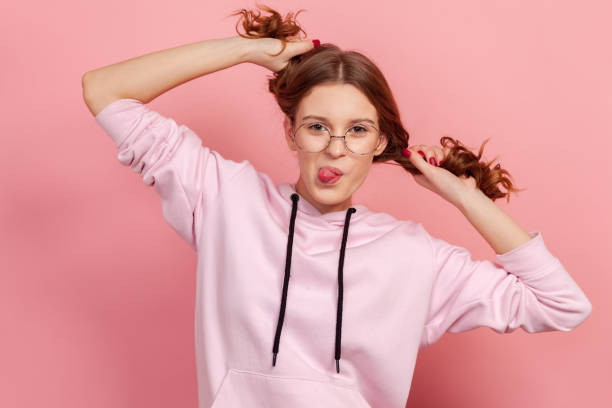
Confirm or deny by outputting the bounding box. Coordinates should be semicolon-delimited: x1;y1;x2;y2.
297;83;378;125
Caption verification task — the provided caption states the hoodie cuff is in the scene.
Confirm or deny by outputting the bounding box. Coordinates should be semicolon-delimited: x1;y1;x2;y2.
494;231;558;274
94;98;146;148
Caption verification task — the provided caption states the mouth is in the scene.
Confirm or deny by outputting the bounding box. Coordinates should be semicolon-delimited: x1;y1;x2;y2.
317;166;344;184
319;165;343;175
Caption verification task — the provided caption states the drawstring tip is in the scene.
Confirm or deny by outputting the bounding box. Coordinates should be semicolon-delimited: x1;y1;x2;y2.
336;359;340;373
273;353;277;366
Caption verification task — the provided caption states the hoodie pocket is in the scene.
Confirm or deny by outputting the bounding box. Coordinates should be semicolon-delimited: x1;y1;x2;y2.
211;368;371;408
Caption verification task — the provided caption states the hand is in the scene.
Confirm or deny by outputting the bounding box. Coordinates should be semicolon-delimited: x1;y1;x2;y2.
246;34;317;72
402;145;479;208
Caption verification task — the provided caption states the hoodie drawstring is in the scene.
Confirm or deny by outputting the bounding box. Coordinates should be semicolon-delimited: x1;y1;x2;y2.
272;193;299;369
272;193;357;374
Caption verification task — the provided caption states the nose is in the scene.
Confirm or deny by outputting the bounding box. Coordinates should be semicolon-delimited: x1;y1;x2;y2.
325;136;347;156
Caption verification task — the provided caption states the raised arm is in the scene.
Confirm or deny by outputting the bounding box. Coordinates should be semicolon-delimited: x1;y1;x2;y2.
81;36;259;250
82;35;255;114
82;34;316;251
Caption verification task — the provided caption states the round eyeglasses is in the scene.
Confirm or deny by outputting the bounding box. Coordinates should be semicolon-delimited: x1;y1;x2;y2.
290;121;384;155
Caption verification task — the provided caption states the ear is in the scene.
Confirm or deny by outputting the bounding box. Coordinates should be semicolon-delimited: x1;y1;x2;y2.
373;133;389;157
283;115;298;152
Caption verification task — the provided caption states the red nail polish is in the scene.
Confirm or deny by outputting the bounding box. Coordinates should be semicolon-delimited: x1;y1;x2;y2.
312;39;320;48
430;157;437;165
439;160;444;165
417;150;426;161
402;148;411;158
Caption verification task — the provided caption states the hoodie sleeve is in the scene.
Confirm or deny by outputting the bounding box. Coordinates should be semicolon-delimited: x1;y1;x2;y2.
420;231;592;348
94;98;247;251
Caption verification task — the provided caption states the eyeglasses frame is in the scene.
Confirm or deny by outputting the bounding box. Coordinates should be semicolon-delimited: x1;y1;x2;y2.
290;121;385;155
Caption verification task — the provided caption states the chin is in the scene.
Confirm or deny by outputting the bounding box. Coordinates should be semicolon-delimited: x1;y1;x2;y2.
313;178;348;199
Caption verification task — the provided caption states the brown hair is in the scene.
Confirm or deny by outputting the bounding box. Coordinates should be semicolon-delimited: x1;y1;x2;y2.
228;3;525;202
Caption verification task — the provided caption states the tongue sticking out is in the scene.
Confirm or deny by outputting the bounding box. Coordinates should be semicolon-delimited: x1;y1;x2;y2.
318;168;341;182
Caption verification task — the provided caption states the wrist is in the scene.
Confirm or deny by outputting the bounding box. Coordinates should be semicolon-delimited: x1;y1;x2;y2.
237;36;259;65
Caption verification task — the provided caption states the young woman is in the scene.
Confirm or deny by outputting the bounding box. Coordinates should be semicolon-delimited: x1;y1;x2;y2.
82;5;592;408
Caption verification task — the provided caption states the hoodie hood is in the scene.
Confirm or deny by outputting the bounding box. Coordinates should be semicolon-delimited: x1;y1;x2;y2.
270;182;404;256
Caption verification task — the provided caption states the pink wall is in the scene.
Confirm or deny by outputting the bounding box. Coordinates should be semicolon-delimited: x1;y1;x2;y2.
1;0;609;406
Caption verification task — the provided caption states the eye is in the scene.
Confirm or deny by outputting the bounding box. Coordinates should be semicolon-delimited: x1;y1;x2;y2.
307;123;327;131
352;125;367;132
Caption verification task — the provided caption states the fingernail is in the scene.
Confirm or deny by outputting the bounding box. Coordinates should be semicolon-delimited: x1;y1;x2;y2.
401;148;411;158
312;39;320;48
417;150;426;161
429;157;437;165
439;160;444;165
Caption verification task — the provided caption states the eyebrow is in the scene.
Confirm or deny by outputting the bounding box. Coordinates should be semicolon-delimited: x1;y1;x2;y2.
301;115;376;126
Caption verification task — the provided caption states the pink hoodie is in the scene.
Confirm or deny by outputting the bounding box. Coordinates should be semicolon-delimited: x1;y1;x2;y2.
95;98;592;408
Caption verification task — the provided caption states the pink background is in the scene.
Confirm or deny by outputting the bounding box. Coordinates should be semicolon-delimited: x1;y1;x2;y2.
1;0;610;406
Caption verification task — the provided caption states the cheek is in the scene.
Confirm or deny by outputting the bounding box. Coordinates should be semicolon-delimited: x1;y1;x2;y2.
352;160;371;177
297;153;318;173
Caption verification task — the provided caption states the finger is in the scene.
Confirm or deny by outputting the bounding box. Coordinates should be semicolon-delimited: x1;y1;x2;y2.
401;147;432;176
427;149;440;166
432;147;445;166
288;39;318;58
404;145;431;164
426;146;446;166
409;145;429;162
418;147;439;166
